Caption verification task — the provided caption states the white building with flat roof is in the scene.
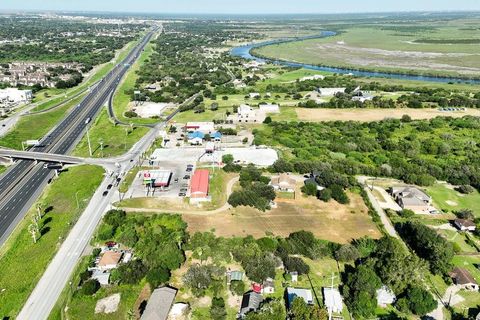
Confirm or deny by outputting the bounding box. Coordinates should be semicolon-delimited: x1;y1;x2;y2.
0;88;33;103
259;103;280;114
317;87;346;96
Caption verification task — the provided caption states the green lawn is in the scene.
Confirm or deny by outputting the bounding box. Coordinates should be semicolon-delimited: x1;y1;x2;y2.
111;42;158;125
436;229;477;253
427;183;480;216
0;95;84;150
72;109;149;158
0;165;104;318
0;165;6;175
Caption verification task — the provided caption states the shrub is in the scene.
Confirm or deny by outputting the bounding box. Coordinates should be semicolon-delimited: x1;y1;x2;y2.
146;267;170;290
318;188;332;202
210;297;227;320
395;286;436;316
301;182;317;197
230;280;245;296
456;185;474;194
330;185;349;204
79;279;100;296
335;244;360;262
454;209;475;220
263;116;272;124
283;256;310;275
124;110;138;118
398;209;415;218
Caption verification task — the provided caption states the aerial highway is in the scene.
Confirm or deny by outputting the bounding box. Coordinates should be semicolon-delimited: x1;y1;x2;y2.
0;29;156;246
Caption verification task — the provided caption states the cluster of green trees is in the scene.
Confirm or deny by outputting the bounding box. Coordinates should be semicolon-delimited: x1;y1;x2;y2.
135;22;236;104
94;210;187;290
0;17;143;70
341;237;436;318
256;117;480;190
227;165;276;211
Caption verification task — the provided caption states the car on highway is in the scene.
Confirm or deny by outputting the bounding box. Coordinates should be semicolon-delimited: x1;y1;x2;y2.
186;167;192;172
102;191;109;197
181;183;189;187
180;188;188;192
178;192;186;197
174;178;179;183
187;164;194;168
183;175;190;180
107;184;113;190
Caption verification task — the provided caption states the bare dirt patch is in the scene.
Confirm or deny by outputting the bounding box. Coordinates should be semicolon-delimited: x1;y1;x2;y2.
182;190;381;244
296;108;480;122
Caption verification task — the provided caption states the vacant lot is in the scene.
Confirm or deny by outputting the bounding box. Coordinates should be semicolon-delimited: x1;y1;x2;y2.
183;190;380;244
296;108;480;122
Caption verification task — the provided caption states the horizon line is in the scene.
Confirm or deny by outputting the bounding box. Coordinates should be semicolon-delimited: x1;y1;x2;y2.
1;9;480;16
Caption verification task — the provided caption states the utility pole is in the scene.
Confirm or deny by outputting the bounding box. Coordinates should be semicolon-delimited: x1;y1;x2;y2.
86;125;92;157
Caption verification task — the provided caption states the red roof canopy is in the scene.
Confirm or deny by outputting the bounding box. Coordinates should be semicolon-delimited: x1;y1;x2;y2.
190;169;209;198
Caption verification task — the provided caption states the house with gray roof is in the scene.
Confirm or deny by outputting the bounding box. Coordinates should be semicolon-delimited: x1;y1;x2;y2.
390;186;432;214
141;286;177;320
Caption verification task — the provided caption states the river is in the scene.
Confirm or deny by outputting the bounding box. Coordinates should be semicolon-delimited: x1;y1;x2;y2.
230;31;480;84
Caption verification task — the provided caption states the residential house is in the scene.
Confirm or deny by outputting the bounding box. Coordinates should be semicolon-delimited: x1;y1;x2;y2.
91;270;110;286
450;267;479;291
249;92;261;99
390;186;432;214
286;287;313;309
261;278;275;294
270;173;296;192
238;291;263;318
376;285;396;307
323;287;343;314
352;91;374;102
141;286;178;320
98;251;123;271
454;219;476;232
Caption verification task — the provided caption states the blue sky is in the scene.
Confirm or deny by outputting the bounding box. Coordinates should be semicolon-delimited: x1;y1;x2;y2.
0;0;479;14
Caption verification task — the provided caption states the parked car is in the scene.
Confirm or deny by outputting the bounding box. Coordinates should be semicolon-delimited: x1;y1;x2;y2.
178;192;186;197
186;167;193;172
174;178;179;183
187;164;194;168
180;188;188;192
183;175;190;179
107;184;113;190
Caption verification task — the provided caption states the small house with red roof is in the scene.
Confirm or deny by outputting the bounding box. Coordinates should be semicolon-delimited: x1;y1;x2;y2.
190;169;211;204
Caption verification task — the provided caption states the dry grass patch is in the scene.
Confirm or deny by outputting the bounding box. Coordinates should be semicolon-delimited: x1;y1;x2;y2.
296;108;480;122
183;191;381;244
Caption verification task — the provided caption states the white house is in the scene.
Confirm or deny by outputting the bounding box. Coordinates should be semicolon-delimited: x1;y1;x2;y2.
261;278;275;294
323;287;343;314
454;219;476;232
259;103;280;114
249;92;261;99
97;251;123;271
376;286;396;307
317;87;346;96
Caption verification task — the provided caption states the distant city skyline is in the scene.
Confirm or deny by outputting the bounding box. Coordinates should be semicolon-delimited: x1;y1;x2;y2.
0;0;480;14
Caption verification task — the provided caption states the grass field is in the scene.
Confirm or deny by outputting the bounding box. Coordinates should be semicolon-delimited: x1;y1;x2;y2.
111;42;157;125
295;107;480;122
427;183;480;216
72;109;149;158
0;94;84;150
253;25;480;78
0;165;104;318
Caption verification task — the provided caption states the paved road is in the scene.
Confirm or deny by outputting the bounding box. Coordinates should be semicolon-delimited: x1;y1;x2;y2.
17;118;167;319
0;29;156;247
356;176;398;238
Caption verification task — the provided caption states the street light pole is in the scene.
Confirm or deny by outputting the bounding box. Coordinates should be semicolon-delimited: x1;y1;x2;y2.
86;125;92;157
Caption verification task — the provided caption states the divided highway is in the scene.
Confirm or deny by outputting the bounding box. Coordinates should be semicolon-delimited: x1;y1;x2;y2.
0;29;156;246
